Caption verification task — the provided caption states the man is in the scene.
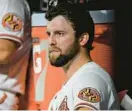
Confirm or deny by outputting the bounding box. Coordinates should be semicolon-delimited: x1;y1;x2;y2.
0;0;31;109
45;3;119;110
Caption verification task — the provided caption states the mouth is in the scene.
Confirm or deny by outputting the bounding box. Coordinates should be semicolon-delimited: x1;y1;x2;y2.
49;48;61;53
50;50;60;53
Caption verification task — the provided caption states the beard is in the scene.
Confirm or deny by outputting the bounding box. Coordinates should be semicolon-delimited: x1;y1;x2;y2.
49;40;80;67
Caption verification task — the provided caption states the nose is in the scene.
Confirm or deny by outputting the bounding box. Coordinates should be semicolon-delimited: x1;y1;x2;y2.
48;34;56;45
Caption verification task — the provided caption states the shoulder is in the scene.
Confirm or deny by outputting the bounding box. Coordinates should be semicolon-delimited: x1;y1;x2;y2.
74;62;115;89
72;70;119;110
72;62;118;102
73;71;110;97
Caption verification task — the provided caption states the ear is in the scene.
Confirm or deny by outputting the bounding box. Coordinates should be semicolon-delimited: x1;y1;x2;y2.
79;33;89;46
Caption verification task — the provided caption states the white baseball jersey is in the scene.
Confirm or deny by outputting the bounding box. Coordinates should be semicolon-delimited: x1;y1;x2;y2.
0;0;31;109
48;62;120;110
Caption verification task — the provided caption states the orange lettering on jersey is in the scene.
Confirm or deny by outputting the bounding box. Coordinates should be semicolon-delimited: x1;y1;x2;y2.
78;87;101;103
59;96;69;111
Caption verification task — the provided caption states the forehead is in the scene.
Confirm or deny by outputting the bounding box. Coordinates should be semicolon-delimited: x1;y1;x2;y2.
47;15;72;31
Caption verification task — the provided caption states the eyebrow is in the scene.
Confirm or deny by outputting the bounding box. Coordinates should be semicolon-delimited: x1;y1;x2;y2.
55;30;65;33
46;30;65;34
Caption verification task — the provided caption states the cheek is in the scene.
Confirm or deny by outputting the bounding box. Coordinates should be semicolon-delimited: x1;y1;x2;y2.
58;36;75;54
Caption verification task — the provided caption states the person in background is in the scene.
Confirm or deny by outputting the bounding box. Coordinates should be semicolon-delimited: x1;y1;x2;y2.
0;0;31;109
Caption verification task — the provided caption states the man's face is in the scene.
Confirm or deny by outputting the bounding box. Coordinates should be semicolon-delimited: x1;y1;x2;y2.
47;15;80;67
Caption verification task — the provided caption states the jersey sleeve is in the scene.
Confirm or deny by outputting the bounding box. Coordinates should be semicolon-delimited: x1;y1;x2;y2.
72;72;119;110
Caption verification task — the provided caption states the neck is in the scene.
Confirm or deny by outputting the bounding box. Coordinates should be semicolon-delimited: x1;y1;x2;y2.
63;50;92;80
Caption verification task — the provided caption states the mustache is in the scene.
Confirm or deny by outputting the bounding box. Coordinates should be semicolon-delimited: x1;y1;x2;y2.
49;47;61;53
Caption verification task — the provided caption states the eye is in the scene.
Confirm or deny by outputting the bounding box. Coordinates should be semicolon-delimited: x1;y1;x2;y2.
55;31;65;37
